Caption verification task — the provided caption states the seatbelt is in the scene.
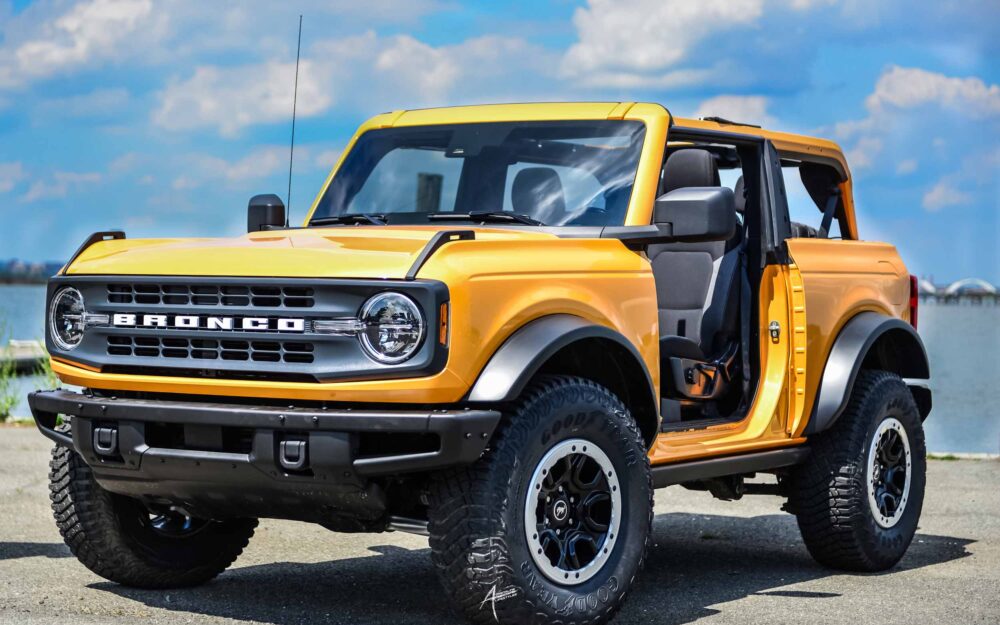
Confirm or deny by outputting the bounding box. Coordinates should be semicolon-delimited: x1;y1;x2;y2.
738;240;751;395
817;189;840;239
734;209;753;396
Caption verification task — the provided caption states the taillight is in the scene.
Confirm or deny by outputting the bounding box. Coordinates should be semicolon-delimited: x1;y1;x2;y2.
908;275;919;330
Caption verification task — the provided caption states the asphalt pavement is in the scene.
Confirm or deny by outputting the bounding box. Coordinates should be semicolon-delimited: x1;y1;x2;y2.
1;425;997;625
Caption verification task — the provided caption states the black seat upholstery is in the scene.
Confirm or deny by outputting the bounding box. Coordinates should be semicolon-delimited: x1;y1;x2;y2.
651;150;744;400
733;174;747;216
511;167;566;222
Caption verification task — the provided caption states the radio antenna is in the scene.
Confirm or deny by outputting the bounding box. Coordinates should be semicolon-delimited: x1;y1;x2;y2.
285;14;303;228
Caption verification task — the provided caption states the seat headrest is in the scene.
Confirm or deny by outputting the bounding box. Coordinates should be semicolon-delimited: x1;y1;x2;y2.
661;149;720;194
733;175;746;214
512;167;566;218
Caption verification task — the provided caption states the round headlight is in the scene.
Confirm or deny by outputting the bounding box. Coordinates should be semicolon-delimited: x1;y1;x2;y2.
359;292;425;364
49;287;86;351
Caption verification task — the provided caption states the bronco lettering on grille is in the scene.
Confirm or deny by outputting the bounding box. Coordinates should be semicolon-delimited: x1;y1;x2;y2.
112;313;305;333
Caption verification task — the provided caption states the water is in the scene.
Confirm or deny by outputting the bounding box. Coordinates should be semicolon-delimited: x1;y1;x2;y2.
918;302;1000;455
1;285;49;418
2;286;998;453
0;285;46;341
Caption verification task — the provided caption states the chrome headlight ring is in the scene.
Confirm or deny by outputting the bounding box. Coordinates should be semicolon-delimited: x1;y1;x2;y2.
357;292;426;364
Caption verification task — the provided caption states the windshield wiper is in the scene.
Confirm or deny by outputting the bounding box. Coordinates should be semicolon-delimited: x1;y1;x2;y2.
310;213;387;226
428;211;544;226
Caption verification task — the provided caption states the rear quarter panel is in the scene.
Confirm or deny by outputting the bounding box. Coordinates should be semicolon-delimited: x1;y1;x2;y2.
786;238;910;430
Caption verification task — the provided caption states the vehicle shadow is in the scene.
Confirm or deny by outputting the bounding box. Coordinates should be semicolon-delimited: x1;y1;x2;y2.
93;512;973;625
0;541;72;561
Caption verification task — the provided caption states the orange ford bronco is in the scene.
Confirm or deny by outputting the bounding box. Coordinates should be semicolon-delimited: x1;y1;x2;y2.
30;103;930;625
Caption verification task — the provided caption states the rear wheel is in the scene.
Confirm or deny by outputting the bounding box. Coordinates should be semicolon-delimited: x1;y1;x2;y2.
50;439;257;588
428;376;652;625
791;370;926;571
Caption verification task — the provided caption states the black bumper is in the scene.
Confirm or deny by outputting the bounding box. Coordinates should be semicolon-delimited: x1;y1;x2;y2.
28;389;500;523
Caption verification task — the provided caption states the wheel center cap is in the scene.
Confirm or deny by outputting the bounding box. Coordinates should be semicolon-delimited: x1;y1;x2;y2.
552;500;569;522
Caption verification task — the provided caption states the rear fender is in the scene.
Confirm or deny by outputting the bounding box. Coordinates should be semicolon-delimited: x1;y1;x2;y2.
805;311;930;436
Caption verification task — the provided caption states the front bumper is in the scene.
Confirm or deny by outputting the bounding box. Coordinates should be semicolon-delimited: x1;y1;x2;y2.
29;389;499;523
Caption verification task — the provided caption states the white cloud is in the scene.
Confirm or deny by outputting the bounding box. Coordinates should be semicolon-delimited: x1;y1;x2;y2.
866;66;1000;118
845;136;883;171
922;180;973;212
787;0;838;8
153;61;332;138
895;159;918;175
693;95;775;126
315;149;344;170
0;0;159;88
0;0;442;91
20;171;102;203
36;87;130;117
836;66;1000;172
108;152;142;174
374;35;460;102
153;31;548;136
558;0;846;88
317;31;552;106
171;147;302;190
171;175;198;191
0;162;26;194
207;148;291;182
561;0;765;87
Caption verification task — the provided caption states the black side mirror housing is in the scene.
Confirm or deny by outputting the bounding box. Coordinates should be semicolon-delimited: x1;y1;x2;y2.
652;187;736;242
247;194;286;232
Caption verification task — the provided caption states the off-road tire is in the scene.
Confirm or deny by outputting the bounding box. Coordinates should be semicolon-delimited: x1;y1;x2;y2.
791;370;926;571
49;439;258;588
428;376;652;625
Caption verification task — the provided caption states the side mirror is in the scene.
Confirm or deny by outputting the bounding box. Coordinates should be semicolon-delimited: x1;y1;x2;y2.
653;187;736;242
247;194;286;232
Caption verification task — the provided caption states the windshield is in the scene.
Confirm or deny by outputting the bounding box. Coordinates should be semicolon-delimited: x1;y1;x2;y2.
310;120;646;227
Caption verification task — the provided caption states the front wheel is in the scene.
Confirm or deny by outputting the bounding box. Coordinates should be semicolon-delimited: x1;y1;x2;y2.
50;441;257;588
428;376;652;625
791;370;927;571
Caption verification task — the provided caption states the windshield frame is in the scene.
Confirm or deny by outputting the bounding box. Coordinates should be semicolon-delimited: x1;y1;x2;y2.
304;109;668;229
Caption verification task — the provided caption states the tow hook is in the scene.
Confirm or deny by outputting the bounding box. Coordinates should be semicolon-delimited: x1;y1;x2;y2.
93;426;118;456
279;439;309;471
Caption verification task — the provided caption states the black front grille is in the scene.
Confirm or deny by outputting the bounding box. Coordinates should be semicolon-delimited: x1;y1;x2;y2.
107;283;315;308
107;336;315;364
48;275;448;383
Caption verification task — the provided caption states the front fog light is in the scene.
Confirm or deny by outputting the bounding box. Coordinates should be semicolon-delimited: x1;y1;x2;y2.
49;287;86;350
359;292;425;363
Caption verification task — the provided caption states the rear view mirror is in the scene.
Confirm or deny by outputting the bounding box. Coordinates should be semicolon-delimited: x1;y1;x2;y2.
248;194;286;232
653;187;736;242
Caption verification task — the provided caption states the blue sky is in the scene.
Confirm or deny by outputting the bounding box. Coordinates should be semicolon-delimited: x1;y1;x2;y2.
0;0;997;284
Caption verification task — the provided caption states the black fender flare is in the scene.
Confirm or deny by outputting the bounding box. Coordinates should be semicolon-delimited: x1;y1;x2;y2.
466;314;657;407
804;311;931;436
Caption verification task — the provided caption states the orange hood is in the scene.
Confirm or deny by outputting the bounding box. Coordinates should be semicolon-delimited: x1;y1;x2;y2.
65;226;558;280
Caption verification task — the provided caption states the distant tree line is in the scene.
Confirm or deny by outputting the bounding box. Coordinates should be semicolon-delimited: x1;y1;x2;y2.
1;259;65;284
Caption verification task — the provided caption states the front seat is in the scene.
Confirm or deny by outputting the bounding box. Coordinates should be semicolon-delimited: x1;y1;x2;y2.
511;167;566;223
650;150;744;401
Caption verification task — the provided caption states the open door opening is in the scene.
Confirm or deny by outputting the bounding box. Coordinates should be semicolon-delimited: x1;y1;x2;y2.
650;131;771;432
